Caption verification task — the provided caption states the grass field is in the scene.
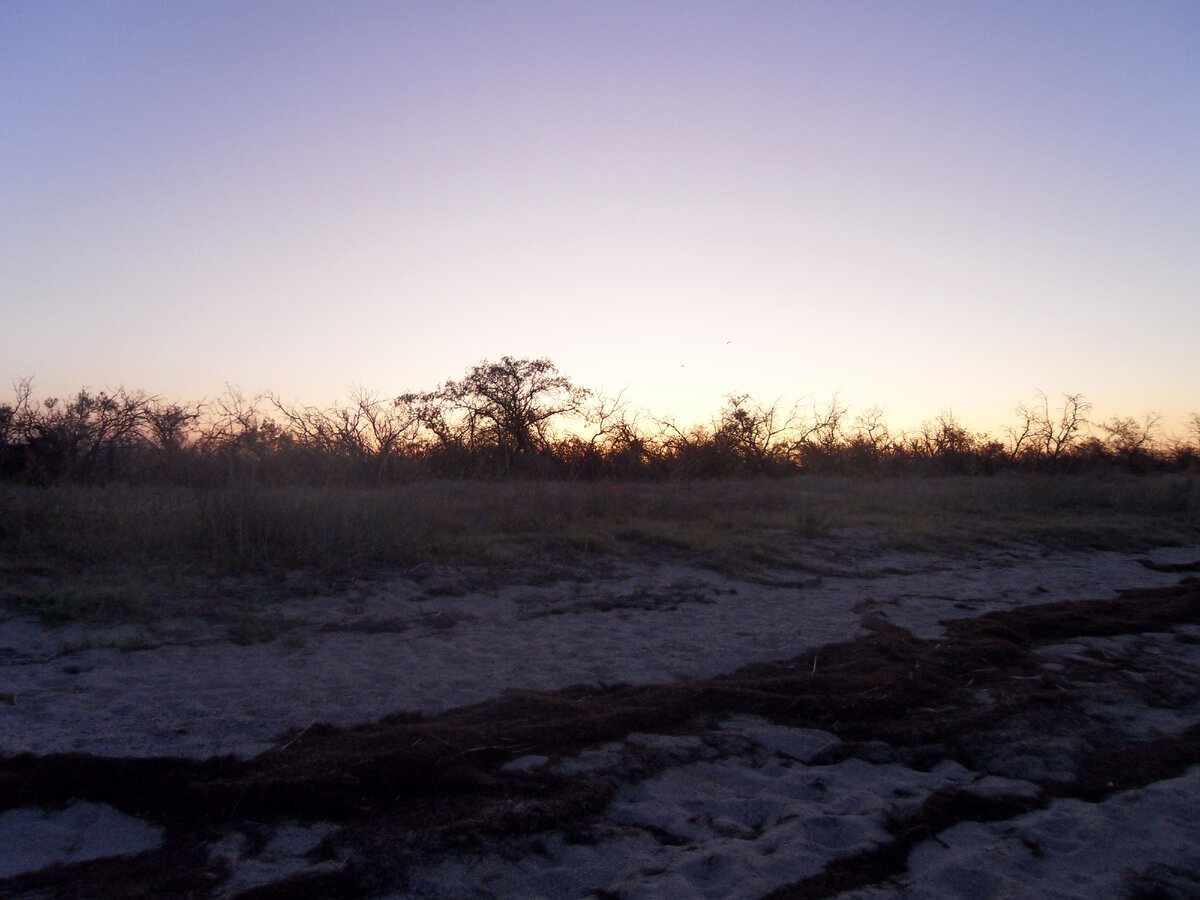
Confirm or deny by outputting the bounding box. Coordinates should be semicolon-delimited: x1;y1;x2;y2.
2;473;1198;624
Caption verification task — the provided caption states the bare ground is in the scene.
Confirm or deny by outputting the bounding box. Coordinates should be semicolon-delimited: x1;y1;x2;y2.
3;540;1200;898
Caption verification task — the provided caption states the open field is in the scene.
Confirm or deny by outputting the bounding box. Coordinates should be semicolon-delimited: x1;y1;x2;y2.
3;474;1200;897
3;473;1197;626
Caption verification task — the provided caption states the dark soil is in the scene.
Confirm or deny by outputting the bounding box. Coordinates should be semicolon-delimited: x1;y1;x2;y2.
3;576;1200;898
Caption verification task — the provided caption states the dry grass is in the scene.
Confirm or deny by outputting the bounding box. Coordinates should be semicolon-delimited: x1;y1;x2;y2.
1;474;1197;625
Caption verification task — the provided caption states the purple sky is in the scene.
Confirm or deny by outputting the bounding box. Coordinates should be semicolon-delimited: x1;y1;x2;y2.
3;1;1198;435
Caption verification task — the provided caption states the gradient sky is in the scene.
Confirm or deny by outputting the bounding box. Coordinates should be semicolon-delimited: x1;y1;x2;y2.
3;1;1197;436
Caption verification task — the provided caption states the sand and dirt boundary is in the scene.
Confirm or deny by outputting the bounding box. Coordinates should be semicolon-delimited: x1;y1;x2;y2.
3;535;1200;897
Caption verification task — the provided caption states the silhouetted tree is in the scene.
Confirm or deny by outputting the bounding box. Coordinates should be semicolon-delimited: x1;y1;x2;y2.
792;396;850;472
144;400;200;452
839;405;894;473
0;379;34;478
404;357;590;475
267;387;423;484
712;394;800;473
1007;391;1091;469
1098;413;1163;470
195;387;288;484
20;386;150;481
568;390;654;478
1171;413;1200;469
654;417;722;478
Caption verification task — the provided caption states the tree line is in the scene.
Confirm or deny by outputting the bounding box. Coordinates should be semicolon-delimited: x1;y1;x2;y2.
2;357;1196;485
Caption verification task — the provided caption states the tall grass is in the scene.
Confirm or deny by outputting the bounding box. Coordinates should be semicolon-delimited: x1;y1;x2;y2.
2;474;1198;623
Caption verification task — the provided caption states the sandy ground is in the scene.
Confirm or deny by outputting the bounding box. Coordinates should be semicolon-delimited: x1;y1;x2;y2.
3;536;1200;897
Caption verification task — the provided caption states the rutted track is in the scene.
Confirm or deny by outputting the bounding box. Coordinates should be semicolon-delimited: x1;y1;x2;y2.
3;570;1200;898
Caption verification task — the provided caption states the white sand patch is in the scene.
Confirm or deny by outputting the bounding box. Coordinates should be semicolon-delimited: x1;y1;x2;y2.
841;766;1200;899
214;821;340;897
395;719;1032;899
0;801;162;879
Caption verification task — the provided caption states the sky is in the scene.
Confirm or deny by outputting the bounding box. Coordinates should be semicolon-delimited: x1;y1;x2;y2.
3;1;1198;437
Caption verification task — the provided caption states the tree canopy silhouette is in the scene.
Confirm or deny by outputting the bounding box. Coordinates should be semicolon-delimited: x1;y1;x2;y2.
1;363;1195;484
401;356;590;473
